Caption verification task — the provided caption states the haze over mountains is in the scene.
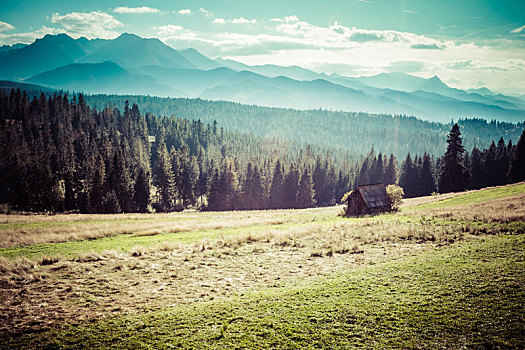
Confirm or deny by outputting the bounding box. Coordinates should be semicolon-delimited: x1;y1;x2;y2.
1;33;524;123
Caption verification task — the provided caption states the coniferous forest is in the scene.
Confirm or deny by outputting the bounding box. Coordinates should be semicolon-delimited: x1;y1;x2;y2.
0;88;524;213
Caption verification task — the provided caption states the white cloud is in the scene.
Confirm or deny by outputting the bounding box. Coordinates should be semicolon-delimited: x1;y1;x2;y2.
155;24;184;36
232;17;255;24
156;15;525;93
113;7;160;14
0;21;15;32
510;25;525;34
213;18;256;25
0;26;65;45
178;9;192;15
51;11;123;39
200;8;213;17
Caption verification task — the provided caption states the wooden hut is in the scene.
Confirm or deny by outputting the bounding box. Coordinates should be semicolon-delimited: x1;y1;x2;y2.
345;183;391;217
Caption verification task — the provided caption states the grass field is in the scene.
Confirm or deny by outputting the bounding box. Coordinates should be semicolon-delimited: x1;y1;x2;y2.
0;183;524;348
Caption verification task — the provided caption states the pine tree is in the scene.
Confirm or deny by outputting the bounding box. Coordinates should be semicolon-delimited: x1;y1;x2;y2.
495;137;509;185
220;159;239;211
438;123;470;193
469;147;483;189
153;142;176;211
508;128;525;183
418;153;436;196
384;154;397;185
369;153;384;184
134;168;150;212
399;153;417;197
283;164;300;208
297;167;315;209
312;156;326;205
356;157;370;187
269;159;285;209
207;168;223;211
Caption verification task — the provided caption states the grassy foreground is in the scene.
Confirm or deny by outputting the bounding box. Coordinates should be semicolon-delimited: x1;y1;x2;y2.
3;234;523;349
0;184;524;348
412;182;525;209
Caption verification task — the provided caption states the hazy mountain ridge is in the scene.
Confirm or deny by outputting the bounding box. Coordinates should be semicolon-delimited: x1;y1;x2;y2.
1;33;524;123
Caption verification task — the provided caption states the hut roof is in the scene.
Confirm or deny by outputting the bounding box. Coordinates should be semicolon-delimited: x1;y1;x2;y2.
353;183;390;209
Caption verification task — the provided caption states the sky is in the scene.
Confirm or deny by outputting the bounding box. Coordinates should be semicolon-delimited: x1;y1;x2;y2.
0;0;524;94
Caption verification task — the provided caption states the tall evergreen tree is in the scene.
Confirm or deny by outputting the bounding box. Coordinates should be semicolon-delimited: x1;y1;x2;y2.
469;147;483;189
418;152;436;196
297;167;315;209
438;123;470;193
283;164;300;209
399;153;417;197
384;153;397;185
153;142;176;211
508;128;525;183
134;168;150;212
269;159;285;209
312;156;326;205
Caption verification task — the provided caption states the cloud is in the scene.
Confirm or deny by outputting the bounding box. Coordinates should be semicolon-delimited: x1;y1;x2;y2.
51;11;123;39
155;24;184;36
357;0;375;4
178;9;192;15
113;7;160;14
445;59;525;72
0;26;65;45
232;17;256;24
213;18;256;24
200;8;213;17
510;25;525;34
386;60;426;73
411;43;443;50
270;16;299;23
155;14;525;93
403;10;418;14
446;60;474;70
0;21;15;32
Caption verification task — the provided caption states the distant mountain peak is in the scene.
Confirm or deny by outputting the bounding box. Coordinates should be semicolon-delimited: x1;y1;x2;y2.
37;33;75;44
116;32;141;40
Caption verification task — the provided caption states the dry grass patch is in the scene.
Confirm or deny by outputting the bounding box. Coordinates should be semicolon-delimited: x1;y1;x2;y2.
0;189;522;335
0;207;338;248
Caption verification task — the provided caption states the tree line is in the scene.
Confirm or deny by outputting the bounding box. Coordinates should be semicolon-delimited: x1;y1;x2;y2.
0;89;354;212
1;89;523;213
83;94;525;158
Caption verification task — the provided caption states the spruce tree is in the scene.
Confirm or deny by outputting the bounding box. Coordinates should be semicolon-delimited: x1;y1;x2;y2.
207;168;222;211
269;159;285;209
384;154;397;185
312;156;326;205
469;147;483;189
508;128;525;183
154;142;176;211
418;153;436;196
134;168;150;212
399;153;417;197
297;167;315;209
438;123;470;193
283;164;300;209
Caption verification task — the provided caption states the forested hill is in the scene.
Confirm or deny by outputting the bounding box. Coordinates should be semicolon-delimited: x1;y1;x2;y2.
1;82;522;157
84;94;524;157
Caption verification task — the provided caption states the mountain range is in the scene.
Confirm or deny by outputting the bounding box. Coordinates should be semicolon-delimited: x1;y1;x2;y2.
0;33;524;123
